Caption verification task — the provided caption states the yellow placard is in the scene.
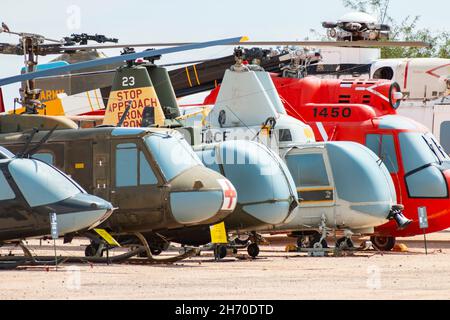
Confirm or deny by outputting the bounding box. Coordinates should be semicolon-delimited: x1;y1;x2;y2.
75;163;85;169
209;222;228;244
94;229;121;247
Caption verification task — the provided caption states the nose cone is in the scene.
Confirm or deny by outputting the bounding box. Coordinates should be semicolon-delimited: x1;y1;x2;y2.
197;141;297;230
327;142;395;228
55;194;114;235
169;167;236;226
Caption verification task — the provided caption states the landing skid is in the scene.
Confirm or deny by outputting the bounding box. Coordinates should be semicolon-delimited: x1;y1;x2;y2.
133;232;198;264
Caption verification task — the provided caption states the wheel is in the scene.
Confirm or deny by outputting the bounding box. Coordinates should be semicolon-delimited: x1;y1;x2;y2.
85;244;102;257
336;237;354;250
310;233;328;249
247;243;260;258
371;236;396;251
296;236;309;248
151;248;162;256
214;245;227;259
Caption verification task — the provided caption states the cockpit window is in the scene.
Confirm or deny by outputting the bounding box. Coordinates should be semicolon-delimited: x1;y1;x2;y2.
399;132;445;173
286;153;330;187
366;134;399;173
9;159;82;207
0;170;15;200
145;132;202;181
400;133;449;198
0;147;14;159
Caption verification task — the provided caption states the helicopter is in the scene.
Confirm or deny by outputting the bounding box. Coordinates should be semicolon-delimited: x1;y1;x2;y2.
0;145;113;248
322;11;391;42
179;61;408;250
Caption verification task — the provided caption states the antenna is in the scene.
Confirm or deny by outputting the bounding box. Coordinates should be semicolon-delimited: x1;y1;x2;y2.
25;125;58;157
16;128;39;158
117;101;132;127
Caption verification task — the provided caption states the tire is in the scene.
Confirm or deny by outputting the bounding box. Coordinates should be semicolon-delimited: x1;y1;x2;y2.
371;236;396;251
247;243;260;258
214;245;227;259
85;244;99;257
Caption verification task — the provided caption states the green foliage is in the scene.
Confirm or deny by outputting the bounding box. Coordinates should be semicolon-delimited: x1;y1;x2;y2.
342;0;450;58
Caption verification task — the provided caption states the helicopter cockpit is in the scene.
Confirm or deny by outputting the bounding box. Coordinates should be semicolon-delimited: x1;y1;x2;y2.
399;132;450;198
366;117;450;200
143;131;202;182
0;146;13;159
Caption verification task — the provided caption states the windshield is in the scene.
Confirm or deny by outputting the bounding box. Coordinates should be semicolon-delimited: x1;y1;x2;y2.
9;159;83;208
399;132;449;173
0;147;14;159
144;132;202;181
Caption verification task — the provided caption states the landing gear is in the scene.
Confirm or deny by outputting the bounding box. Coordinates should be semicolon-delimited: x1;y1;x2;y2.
84;242;104;257
214;245;228;260
371;236;396;251
247;243;260;258
336;237;354;250
246;232;263;258
137;247;162;258
311;232;328;249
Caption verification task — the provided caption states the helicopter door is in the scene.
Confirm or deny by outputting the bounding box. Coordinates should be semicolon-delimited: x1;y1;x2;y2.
285;150;335;207
65;141;94;194
111;141;162;222
92;142;110;201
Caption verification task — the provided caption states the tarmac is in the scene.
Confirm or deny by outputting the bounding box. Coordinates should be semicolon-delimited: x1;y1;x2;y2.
0;231;449;300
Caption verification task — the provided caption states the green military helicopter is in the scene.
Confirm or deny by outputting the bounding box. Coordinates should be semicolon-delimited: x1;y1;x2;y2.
0;35;249;261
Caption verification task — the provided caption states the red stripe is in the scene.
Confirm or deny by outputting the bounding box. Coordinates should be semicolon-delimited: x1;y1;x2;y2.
426;63;450;78
404;60;410;90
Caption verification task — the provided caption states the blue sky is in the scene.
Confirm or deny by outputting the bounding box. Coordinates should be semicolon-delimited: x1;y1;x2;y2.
0;0;448;108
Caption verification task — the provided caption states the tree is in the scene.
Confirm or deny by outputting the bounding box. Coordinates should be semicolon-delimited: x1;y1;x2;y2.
342;0;450;58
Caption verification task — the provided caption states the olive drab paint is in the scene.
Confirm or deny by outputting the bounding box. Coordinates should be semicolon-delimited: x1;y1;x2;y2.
103;65;166;127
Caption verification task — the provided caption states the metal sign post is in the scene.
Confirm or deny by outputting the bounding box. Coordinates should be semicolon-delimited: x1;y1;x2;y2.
49;212;59;270
418;207;429;255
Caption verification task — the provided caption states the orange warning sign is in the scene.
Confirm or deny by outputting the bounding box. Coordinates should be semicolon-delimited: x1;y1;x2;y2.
103;87;165;127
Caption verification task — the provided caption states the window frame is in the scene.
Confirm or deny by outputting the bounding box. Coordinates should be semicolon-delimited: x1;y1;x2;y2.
114;141;160;188
366;133;399;174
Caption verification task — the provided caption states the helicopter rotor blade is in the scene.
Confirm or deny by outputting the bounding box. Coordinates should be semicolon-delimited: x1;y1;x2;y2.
61;40;431;50
0;36;248;87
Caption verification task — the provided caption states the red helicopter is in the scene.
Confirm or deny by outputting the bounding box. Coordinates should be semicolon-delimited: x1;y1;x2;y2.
204;75;450;251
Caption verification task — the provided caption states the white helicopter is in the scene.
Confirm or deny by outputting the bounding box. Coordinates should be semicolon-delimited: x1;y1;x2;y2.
179;58;409;251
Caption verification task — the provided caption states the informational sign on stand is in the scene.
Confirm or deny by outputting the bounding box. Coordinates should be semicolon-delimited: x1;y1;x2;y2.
49;212;59;269
418;207;429;255
50;212;59;240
